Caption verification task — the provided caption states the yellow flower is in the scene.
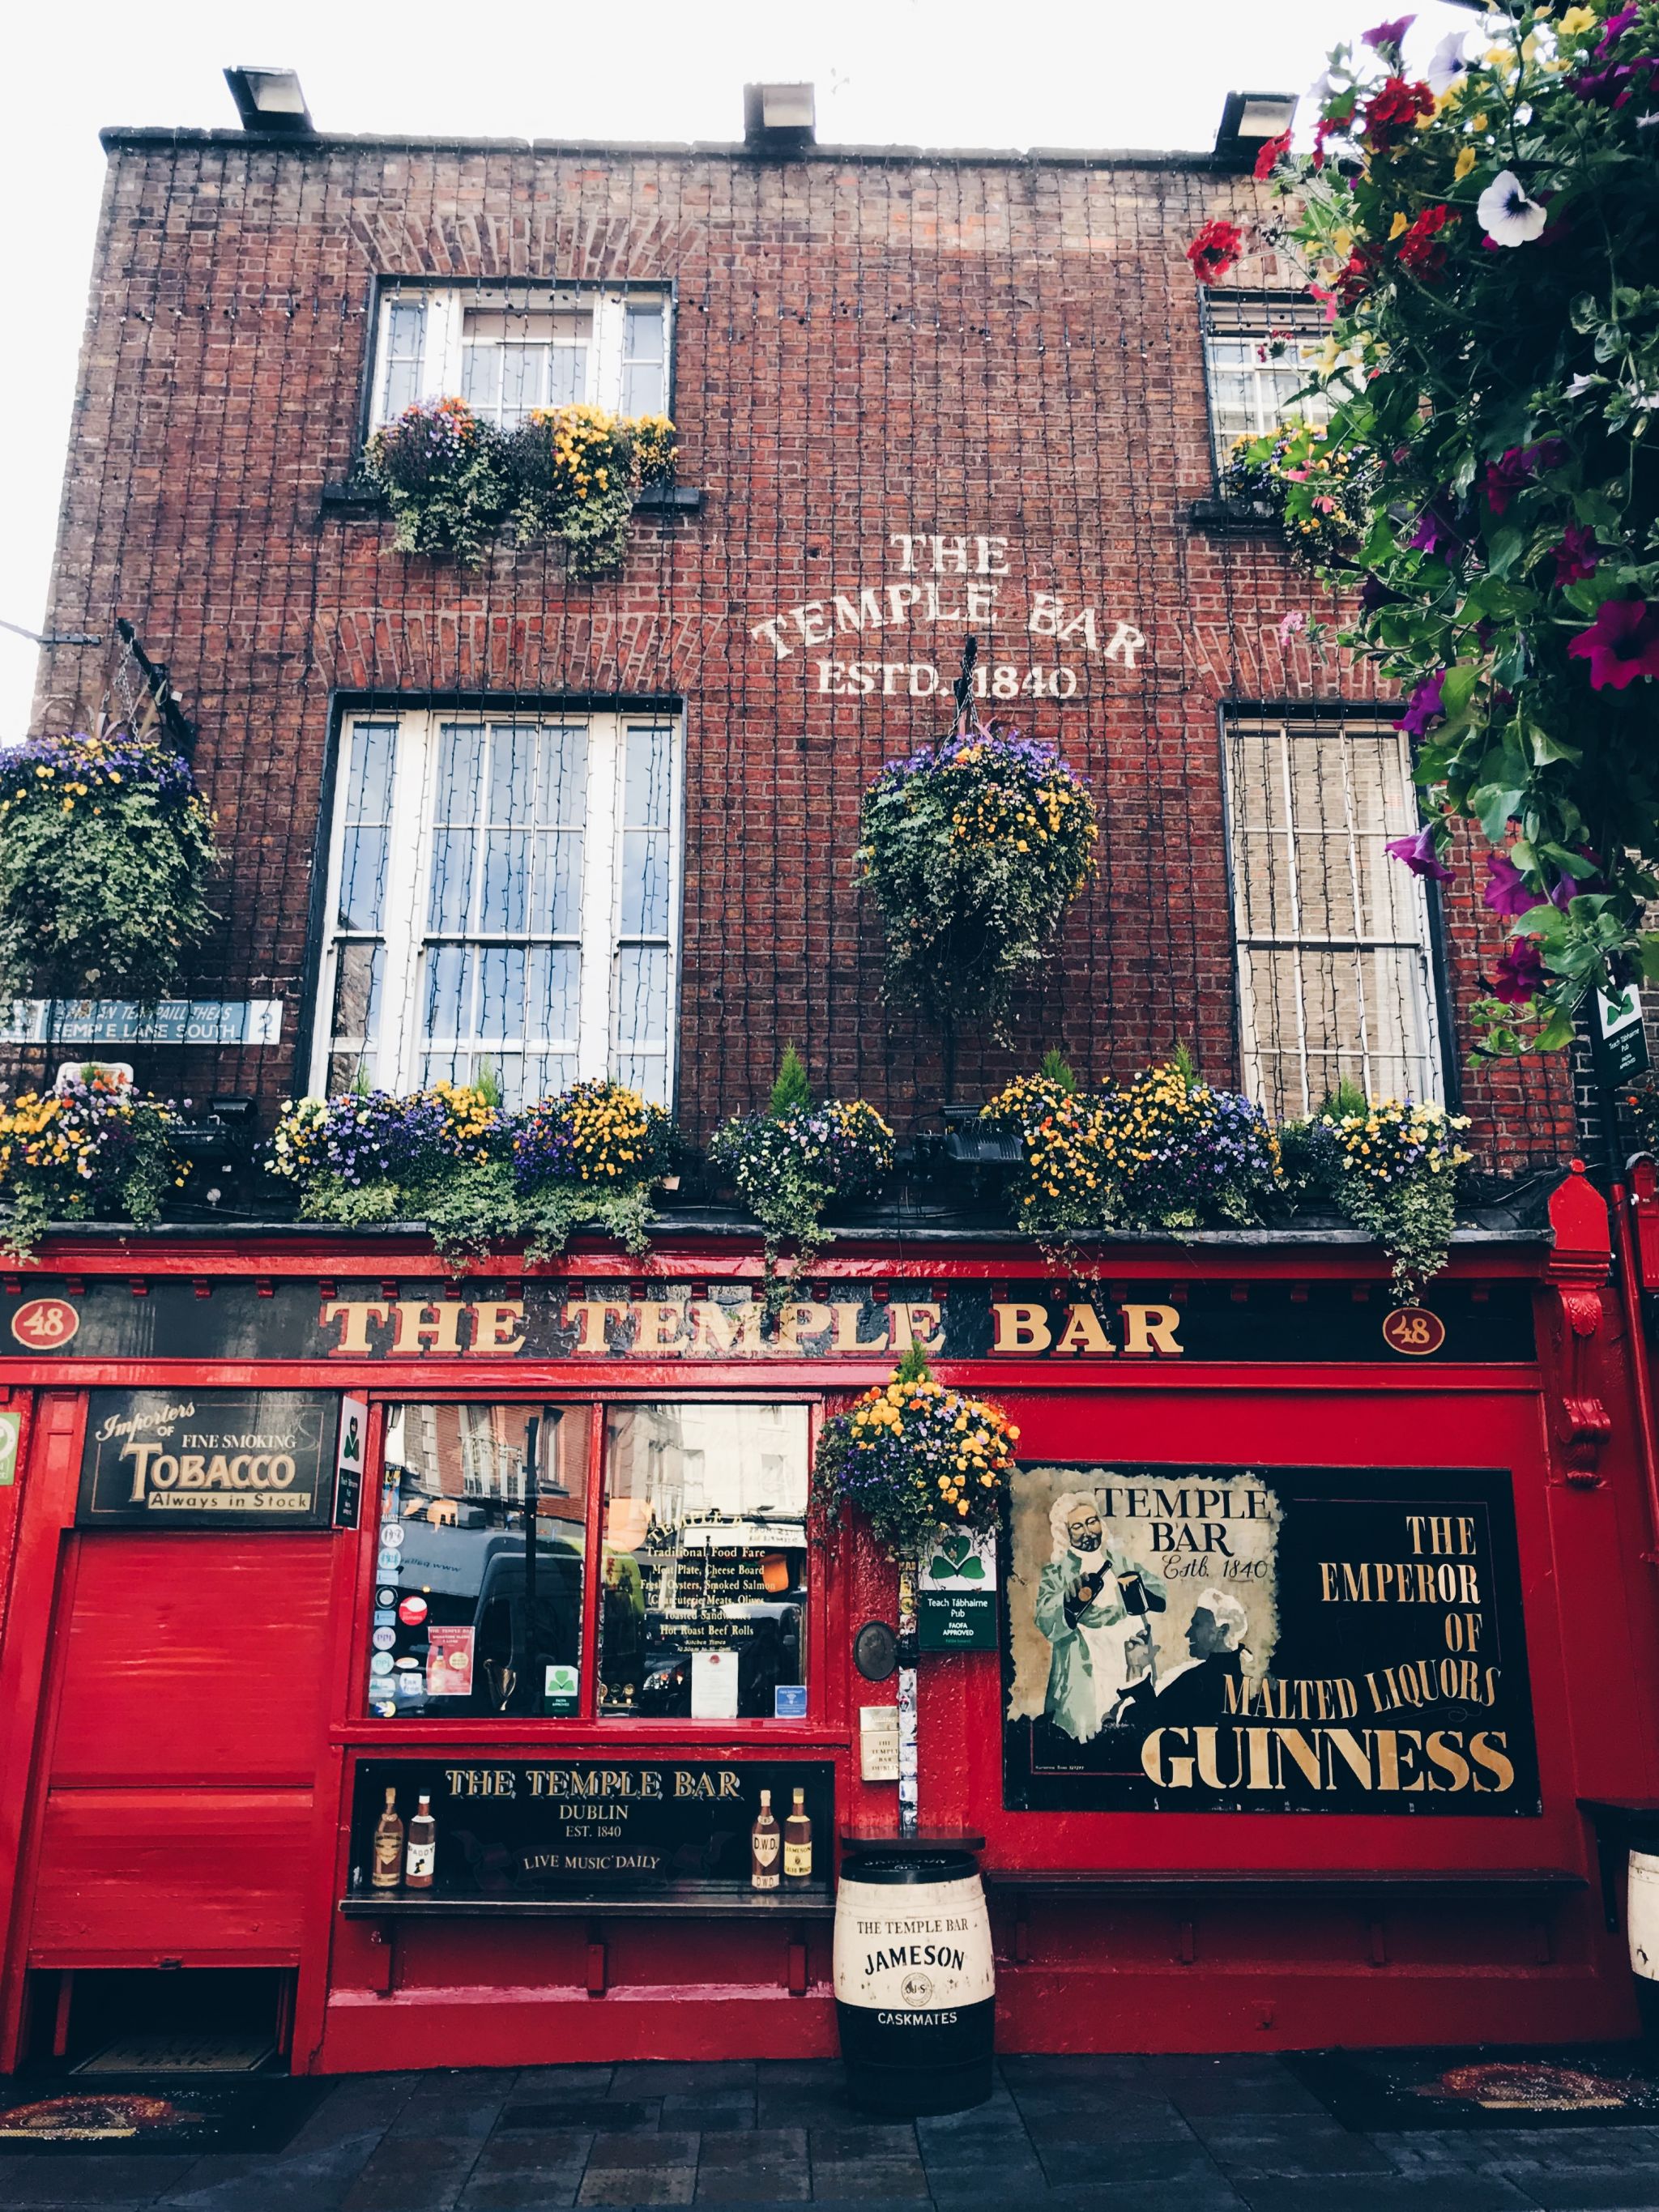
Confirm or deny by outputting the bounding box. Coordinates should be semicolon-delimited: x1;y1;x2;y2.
1333;225;1354;258
1559;4;1596;32
1453;146;1476;181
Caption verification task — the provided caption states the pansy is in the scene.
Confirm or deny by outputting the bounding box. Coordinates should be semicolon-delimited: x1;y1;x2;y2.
1476;169;1547;245
1567;599;1659;689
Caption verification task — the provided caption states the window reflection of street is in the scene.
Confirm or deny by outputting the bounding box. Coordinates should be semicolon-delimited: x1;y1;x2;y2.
600;1404;809;1720
368;1404;589;1718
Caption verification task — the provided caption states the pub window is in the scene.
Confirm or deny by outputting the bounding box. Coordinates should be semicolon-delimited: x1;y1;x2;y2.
369;1404;591;1718
1202;290;1333;471
599;1404;809;1720
364;1400;812;1725
1222;715;1445;1120
369;284;672;432
313;710;682;1109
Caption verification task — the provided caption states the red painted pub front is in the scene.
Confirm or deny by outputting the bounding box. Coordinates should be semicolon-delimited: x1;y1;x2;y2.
2;1166;1657;2073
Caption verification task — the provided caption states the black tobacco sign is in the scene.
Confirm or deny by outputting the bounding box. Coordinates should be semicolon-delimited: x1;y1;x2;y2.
9;1277;1534;1366
349;1758;834;1894
1003;1464;1539;1815
77;1389;338;1528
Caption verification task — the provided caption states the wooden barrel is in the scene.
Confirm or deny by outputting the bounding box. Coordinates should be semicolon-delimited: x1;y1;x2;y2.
833;1846;994;2116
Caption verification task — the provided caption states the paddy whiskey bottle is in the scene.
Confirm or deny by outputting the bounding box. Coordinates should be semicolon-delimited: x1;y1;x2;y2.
783;1788;813;1888
404;1793;437;1890
751;1788;781;1890
372;1787;403;1890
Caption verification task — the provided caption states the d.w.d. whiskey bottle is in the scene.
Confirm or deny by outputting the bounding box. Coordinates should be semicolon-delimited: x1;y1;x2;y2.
372;1787;403;1890
751;1788;781;1890
404;1793;437;1889
783;1788;813;1888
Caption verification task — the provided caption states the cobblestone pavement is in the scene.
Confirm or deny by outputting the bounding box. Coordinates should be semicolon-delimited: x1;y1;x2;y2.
8;2056;1659;2210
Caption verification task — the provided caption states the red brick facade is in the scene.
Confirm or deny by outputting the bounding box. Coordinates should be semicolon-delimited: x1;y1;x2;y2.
25;126;1576;1170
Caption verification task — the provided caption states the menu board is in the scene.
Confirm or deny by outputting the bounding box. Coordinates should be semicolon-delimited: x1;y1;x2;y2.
1003;1463;1539;1814
348;1758;834;1894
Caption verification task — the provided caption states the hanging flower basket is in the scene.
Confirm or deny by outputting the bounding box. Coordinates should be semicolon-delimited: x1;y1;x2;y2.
812;1348;1019;1558
0;1076;185;1261
856;718;1098;1040
0;727;219;1006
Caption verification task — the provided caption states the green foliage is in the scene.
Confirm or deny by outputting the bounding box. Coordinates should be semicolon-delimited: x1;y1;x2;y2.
0;727;219;1006
1244;3;1659;1054
768;1045;812;1117
363;396;511;565
1038;1046;1078;1094
1287;1097;1473;1301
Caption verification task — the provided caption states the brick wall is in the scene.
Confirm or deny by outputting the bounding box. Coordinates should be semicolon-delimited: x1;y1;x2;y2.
23;127;1577;1171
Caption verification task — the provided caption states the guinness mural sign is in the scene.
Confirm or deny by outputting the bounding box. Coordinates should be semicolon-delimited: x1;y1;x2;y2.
1002;1463;1539;1814
77;1389;338;1528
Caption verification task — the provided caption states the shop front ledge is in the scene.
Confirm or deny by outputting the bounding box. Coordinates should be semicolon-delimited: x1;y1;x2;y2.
339;1882;834;1919
983;1867;1584;1903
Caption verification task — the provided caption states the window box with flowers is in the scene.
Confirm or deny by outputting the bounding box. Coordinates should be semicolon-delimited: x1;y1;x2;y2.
0;1076;186;1262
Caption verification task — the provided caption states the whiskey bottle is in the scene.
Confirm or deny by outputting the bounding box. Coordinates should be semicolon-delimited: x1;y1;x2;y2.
404;1793;437;1890
372;1786;403;1890
783;1787;813;1888
750;1788;781;1890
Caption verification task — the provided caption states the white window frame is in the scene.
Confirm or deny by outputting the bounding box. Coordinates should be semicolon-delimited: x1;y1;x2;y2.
1222;715;1446;1120
311;709;682;1109
1201;289;1333;471
369;283;673;432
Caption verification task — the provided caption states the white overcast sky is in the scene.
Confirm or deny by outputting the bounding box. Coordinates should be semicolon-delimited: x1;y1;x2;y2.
0;0;1475;739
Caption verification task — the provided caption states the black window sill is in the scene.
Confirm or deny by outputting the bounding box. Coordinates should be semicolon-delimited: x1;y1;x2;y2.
1188;497;1279;535
318;479;704;518
339;1882;833;1919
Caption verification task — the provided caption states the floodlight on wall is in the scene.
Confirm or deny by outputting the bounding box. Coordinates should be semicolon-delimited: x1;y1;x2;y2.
1213;90;1299;168
224;66;314;135
743;83;816;152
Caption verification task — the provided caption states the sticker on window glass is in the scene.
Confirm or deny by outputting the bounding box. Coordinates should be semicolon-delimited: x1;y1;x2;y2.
372;1627;396;1652
426;1625;475;1698
376;1588;397;1609
398;1596;429;1626
380;1524;406;1548
544;1662;579;1715
370;1652;394;1677
774;1684;808;1720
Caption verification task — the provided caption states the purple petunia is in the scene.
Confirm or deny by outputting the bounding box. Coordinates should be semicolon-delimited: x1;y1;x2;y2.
1554;522;1601;586
1483;439;1567;516
1385;823;1454;883
1483;851;1545;919
1406;505;1459;555
1492;938;1546;1006
1395;671;1447;739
